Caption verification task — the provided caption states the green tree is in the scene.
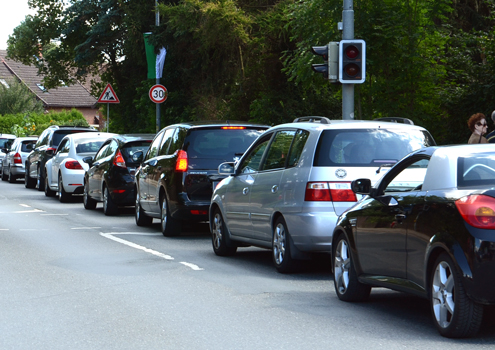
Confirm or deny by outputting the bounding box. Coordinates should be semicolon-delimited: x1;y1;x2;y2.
0;78;44;115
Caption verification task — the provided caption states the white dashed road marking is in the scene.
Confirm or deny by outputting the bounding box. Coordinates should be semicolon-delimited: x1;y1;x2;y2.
99;232;204;271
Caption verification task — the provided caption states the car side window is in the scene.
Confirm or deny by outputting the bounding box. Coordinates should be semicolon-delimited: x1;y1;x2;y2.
159;128;175;155
36;130;50;147
58;139;70;153
94;143;110;162
239;134;272;174
168;128;184;154
262;130;296;171
383;158;430;193
146;130;165;160
287;129;309;168
108;140;119;156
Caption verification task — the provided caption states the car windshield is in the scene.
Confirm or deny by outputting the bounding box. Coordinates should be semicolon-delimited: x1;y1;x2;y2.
184;127;266;160
0;138;13;148
75;140;106;154
458;154;495;187
315;128;436;167
121;141;152;163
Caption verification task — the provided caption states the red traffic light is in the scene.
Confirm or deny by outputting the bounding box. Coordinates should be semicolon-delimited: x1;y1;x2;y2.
344;45;359;59
344;63;359;77
339;40;366;84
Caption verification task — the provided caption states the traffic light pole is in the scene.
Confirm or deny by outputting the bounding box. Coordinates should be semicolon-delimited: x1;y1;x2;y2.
342;0;354;120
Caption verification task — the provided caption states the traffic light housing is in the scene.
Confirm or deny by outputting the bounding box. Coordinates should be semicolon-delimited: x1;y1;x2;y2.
339;39;366;84
311;45;329;79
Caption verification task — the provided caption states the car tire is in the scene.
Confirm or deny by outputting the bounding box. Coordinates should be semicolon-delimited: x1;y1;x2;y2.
58;174;71;203
2;168;8;181
160;197;181;237
211;208;237;256
83;181;97;210
135;191;152;226
25;163;36;189
8;167;16;183
272;216;297;273
37;166;45;191
333;232;371;302
44;175;56;197
103;186;118;216
430;252;483;338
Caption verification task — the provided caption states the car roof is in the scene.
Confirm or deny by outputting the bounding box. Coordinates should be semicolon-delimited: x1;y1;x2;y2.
165;120;270;129
60;132;116;141
110;134;156;143
15;136;39;141
271;118;430;132
0;134;16;139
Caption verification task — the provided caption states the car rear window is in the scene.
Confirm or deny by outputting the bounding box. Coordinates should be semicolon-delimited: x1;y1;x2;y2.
21;141;36;152
121;141;152;163
52;130;95;147
458;154;495;187
314;129;436;167
184;127;266;160
75;140;106;154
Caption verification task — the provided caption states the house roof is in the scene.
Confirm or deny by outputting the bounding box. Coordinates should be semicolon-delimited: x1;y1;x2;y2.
0;50;97;108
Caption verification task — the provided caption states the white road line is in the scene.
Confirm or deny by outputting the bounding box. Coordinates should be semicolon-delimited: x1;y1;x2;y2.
71;227;102;230
180;262;204;271
41;214;69;216
19;204;31;208
13;209;44;213
99;232;204;271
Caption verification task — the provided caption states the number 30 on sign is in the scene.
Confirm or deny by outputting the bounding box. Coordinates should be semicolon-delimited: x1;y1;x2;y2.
149;84;168;104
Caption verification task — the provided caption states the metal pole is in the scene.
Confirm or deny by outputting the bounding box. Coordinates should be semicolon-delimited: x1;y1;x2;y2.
342;0;354;120
155;0;161;133
107;103;109;132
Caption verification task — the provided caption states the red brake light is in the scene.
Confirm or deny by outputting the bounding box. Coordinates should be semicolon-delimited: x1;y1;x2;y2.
455;195;495;229
304;182;356;202
13;153;22;164
113;150;126;168
176;150;188;172
221;126;246;130
47;147;57;152
64;160;83;170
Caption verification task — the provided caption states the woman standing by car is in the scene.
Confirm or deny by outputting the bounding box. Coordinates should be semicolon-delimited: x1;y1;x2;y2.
467;112;488;144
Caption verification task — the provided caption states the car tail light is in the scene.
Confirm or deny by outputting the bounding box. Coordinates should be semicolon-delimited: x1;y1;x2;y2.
176;150;188;172
13;153;22;164
113;150;126;168
305;182;357;202
47;147;57;152
191;210;208;215
455;195;495;229
221;126;246;130
65;160;83;170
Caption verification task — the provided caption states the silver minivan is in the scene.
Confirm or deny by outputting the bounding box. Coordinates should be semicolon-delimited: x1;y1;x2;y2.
2;136;38;183
209;117;436;272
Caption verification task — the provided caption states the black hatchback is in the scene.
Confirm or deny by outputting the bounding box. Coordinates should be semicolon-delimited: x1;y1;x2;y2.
134;121;269;236
83;134;154;215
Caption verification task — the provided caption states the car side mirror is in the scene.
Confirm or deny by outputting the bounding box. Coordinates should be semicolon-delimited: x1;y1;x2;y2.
82;156;93;166
132;151;144;163
1;148;7;153
351;178;372;195
46;149;55;156
218;162;235;175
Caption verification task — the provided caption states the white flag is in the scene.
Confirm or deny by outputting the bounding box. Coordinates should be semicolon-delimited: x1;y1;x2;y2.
156;47;167;79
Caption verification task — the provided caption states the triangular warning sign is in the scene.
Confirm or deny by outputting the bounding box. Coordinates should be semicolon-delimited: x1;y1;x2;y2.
98;83;120;103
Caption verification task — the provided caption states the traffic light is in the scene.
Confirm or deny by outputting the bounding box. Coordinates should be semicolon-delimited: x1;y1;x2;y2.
339;39;366;84
311;45;329;79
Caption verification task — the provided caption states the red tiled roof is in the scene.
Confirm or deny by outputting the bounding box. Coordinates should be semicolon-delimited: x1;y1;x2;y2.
0;50;97;108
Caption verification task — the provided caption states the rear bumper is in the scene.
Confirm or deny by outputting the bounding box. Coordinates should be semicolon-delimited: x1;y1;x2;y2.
284;211;339;253
169;192;210;222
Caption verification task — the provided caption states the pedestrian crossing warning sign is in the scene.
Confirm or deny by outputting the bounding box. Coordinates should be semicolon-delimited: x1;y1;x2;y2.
98;83;120;103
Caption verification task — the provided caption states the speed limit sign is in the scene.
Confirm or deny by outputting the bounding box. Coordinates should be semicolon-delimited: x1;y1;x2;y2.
149;84;168;103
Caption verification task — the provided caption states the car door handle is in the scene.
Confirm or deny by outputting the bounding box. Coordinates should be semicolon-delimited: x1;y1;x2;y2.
271;185;278;193
242;187;249;195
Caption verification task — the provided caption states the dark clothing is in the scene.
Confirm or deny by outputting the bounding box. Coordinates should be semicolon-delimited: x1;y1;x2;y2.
486;130;495;143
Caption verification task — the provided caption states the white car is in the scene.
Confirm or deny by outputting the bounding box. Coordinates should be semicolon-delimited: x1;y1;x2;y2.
44;132;116;202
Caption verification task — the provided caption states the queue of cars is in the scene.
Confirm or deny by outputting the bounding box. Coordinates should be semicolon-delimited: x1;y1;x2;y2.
1;118;494;338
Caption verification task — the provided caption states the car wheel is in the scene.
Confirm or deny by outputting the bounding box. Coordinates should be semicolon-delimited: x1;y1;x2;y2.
430;253;483;338
333;232;371;302
161;197;181;237
25;164;36;189
8;167;16;183
58;174;71;203
37;166;45;191
211;208;237;256
135;191;152;226
103;186;118;216
272;217;296;273
2;167;8;181
83;181;97;210
44;174;56;197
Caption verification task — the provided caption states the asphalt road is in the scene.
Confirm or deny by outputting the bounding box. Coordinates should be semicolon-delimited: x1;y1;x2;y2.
1;178;494;349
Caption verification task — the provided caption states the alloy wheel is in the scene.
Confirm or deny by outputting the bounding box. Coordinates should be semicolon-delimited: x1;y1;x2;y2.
334;239;351;295
273;223;286;266
432;260;455;329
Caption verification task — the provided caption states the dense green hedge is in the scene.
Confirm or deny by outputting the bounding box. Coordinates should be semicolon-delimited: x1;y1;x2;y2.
0;109;89;137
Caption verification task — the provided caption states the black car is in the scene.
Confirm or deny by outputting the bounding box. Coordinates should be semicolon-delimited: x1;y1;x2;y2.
134;121;269;236
332;144;495;338
83;134;154;215
25;125;97;190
